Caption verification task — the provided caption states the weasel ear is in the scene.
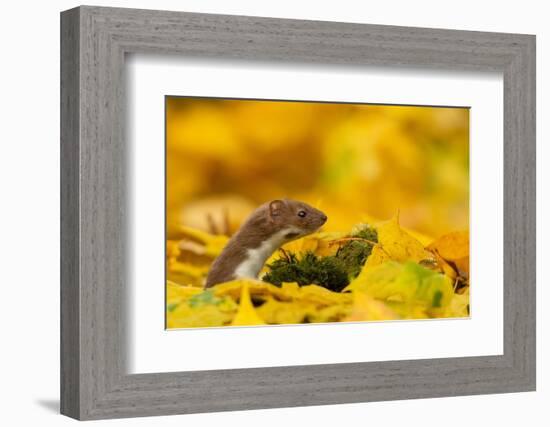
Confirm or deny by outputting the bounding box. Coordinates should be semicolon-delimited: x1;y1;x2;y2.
268;199;285;219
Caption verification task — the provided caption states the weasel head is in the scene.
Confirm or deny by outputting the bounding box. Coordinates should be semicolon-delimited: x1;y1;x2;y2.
267;199;327;241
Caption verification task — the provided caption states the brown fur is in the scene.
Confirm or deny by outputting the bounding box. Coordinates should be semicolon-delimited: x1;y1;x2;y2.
204;199;327;288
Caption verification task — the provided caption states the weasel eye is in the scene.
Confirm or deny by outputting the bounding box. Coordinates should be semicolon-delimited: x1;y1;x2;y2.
297;210;307;218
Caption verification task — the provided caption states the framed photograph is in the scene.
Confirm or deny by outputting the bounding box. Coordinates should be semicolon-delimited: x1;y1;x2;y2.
164;96;471;330
61;5;536;420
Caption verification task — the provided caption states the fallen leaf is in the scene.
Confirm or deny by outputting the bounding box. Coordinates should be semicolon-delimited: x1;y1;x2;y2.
212;279;291;301
428;230;469;259
166;280;203;307
298;284;353;306
231;282;266;326
167;260;209;287
376;215;432;263
167;304;235;328
256;298;316;324
344;292;399;322
178;225;229;258
307;304;353;323
427;230;469;276
345;261;455;318
442;288;470;318
363;244;391;270
166;282;238;328
166;219;469;327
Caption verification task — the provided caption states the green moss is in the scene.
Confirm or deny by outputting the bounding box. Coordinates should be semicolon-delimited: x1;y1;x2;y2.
335;224;378;279
335;240;373;278
262;225;379;292
262;252;349;293
352;223;378;243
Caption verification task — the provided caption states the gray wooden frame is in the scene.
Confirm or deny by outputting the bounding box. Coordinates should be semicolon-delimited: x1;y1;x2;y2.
60;5;536;420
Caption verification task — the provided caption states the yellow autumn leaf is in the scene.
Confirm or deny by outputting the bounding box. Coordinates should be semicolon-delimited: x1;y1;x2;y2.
345;261;455;318
167;304;235;329
178;225;229;258
405;228;435;247
297;284;353;306
428;230;469;259
256;298;317;324
428;250;458;281
265;231;344;268
386;301;431;319
166;284;239;328
344;292;399;322
166;280;203;304
212;279;291;301
442;288;470;318
231;282;266;326
281;235;320;255
363;244;391;270
307;304;353;323
210;279;256;298
166;240;181;259
168;260;209;284
276;282;301;299
376;215;432;263
427;230;469;275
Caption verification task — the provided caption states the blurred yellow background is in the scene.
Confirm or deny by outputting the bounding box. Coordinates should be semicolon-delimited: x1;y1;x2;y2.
166;97;469;241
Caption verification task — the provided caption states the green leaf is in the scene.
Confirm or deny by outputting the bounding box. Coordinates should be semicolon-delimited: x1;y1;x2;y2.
345;261;454;318
167;302;179;312
188;290;221;307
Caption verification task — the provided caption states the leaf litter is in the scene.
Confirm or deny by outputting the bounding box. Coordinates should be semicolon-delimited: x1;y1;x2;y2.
166;215;470;328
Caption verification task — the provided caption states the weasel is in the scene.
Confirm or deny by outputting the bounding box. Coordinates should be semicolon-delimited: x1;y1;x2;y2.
204;199;327;288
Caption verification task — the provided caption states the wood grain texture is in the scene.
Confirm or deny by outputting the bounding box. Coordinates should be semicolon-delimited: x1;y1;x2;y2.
60;7;81;419
60;5;536;420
